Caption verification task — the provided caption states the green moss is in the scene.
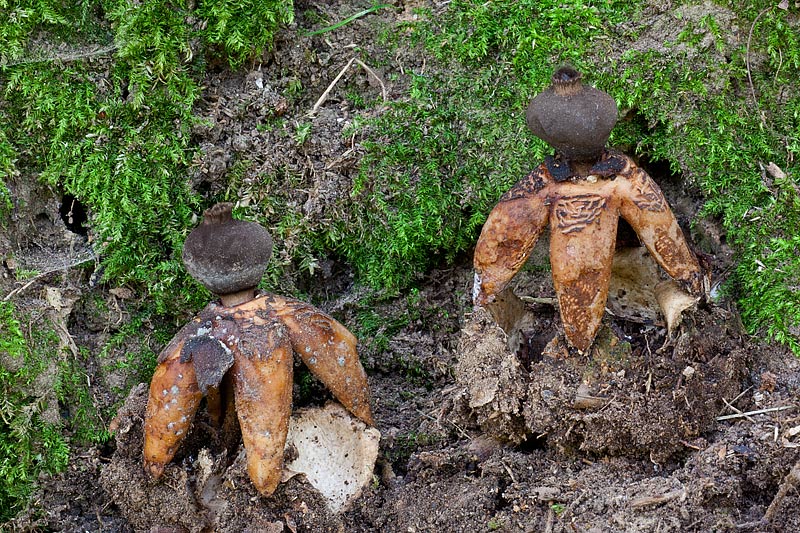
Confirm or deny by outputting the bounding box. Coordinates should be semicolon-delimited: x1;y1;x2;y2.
0;0;294;314
312;1;638;292
602;2;800;351
385;431;441;469
98;311;167;400
197;0;294;68
0;302;69;521
0;298;180;520
55;350;112;446
327;0;799;352
0;128;15;221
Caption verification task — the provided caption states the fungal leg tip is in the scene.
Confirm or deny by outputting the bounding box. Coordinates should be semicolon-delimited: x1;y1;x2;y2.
144;460;166;479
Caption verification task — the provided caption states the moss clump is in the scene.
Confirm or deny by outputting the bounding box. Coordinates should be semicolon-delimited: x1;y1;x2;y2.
197;0;295;68
0;0;294;314
315;0;637;291
0;128;14;220
329;0;799;351
0;302;69;521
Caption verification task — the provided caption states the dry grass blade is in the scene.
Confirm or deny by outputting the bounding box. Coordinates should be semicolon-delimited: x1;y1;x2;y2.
716;405;795;421
311;57;356;114
355;59;387;102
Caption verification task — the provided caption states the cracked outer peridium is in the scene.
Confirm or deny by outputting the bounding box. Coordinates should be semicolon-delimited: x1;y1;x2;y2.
143;337;203;479
236;294;374;426
226;313;294;495
474;153;704;353
143;293;374;494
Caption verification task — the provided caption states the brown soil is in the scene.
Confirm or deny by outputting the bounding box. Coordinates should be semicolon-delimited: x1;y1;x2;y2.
3;2;799;532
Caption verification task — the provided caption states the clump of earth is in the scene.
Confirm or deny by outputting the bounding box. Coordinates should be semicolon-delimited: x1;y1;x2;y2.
452;299;750;457
3;2;800;532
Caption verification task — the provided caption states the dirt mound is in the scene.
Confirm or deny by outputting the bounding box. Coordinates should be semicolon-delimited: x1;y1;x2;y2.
100;384;348;533
453;298;750;462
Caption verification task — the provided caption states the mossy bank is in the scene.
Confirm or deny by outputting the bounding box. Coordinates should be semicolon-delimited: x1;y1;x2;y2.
1;0;799;526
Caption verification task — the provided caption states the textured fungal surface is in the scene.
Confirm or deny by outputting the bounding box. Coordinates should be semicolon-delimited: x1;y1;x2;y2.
475;66;707;353
525;66;618;162
474;150;705;353
142;293;374;497
182;203;274;295
142;202;374;501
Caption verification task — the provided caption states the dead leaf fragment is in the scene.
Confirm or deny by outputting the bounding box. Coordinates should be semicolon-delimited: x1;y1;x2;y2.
654;280;698;332
760;371;777;392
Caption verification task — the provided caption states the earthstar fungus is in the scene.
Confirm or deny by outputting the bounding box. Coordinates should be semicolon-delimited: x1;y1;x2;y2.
473;67;706;353
143;203;373;495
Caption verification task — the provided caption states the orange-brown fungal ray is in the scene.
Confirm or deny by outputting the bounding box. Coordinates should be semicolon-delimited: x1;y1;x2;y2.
143;339;203;478
265;294;374;426
547;179;621;353
617;162;704;296
227;314;293;496
473;166;551;306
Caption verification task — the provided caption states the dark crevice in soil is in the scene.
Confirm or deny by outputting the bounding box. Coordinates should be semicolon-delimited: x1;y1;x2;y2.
58;193;88;236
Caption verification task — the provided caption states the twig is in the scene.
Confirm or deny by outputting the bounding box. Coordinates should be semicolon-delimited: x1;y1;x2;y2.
414;408;437;422
763;460;800;522
449;419;470;440
745;6;772;105
721;396;755;423
500;460;516;484
1;44;118;67
630;488;685;509
519;296;558;305
355;59;387;102
718;386;754;415
716;405;794;421
311;57;356;114
736;519;768;530
2;277;40;302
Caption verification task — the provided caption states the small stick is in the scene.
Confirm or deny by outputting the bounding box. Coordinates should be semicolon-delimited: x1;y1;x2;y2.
3;256;96;301
1;44;117;67
414;408;437;422
311;57;356;114
3;277;39;302
763;460;800;522
716;405;794;421
721;397;755;423
719;386;754;415
449;420;470;440
519;296;558;305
